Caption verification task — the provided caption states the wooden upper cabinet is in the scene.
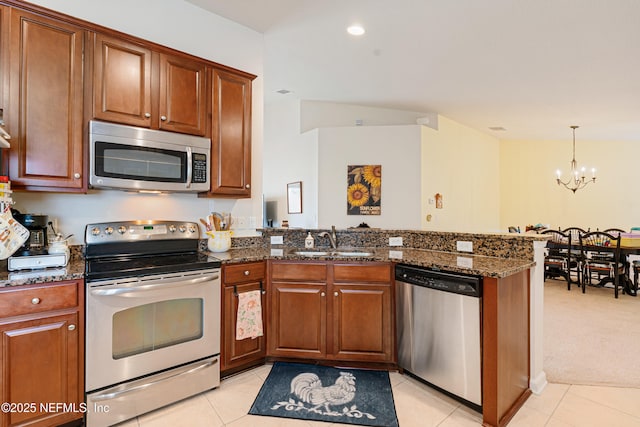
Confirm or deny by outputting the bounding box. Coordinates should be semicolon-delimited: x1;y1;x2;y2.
0;6;6;121
205;68;252;198
93;33;152;127
92;34;207;136
159;53;207;136
7;9;85;191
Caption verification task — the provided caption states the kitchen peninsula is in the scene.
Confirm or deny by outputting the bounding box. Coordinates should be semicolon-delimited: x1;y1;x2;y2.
0;228;544;427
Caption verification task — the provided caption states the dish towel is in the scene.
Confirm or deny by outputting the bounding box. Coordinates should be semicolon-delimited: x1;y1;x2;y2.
236;289;263;340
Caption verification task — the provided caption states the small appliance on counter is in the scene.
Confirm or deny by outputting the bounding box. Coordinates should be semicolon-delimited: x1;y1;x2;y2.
7;212;69;271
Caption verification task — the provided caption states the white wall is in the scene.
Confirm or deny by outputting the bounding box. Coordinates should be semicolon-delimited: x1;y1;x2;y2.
500;138;640;231
300;100;437;133
317;126;423;229
263;99;318;228
421;116;501;232
13;0;265;243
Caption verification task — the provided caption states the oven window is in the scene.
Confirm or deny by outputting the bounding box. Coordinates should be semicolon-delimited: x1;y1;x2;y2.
112;298;203;359
95;141;187;183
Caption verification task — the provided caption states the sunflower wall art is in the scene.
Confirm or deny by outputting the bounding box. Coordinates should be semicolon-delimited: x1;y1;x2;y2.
347;165;381;215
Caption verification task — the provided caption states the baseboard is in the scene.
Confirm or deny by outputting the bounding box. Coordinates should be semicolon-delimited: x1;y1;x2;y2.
530;370;548;395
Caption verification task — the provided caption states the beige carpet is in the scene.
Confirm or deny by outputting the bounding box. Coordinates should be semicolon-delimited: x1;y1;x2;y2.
544;279;640;387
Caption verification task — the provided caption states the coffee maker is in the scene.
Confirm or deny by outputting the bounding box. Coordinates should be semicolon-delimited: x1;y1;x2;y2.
13;213;48;256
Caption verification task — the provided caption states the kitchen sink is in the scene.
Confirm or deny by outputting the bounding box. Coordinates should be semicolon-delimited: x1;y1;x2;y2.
291;250;372;257
333;251;373;257
293;250;330;256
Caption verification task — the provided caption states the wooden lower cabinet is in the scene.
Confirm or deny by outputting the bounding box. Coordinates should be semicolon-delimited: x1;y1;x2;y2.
268;261;395;364
221;262;267;376
270;282;327;358
0;280;84;427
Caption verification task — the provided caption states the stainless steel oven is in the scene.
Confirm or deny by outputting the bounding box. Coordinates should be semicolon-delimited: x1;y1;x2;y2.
84;220;221;427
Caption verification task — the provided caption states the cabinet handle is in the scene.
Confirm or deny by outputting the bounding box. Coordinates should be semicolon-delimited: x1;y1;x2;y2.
321;292;325;297
74;173;81;179
160;115;167;121
68;324;76;331
31;297;40;305
244;270;250;276
334;291;338;297
245;184;250;189
144;113;151;118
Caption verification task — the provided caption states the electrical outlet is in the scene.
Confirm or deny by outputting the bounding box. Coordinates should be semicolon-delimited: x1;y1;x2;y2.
271;235;284;245
389;237;403;246
456;241;473;252
235;216;247;228
457;256;473;268
248;216;257;229
388;250;403;259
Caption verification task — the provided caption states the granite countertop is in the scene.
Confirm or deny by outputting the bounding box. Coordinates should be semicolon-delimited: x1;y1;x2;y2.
0;246;534;288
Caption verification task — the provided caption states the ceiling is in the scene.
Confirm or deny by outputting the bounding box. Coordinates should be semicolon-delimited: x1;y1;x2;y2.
186;0;640;141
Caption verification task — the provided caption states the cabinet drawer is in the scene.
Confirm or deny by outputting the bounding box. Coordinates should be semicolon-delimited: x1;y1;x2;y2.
224;262;265;284
334;263;391;283
0;281;79;318
271;262;327;282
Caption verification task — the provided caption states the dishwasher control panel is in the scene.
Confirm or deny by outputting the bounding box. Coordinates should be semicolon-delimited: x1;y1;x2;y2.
395;264;482;297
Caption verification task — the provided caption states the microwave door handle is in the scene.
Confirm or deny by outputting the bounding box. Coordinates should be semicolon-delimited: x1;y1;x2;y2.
185;147;193;188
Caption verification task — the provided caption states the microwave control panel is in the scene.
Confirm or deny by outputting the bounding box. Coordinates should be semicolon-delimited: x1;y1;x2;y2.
192;153;208;183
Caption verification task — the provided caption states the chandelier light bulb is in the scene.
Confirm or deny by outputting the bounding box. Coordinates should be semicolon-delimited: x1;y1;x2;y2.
555;126;597;193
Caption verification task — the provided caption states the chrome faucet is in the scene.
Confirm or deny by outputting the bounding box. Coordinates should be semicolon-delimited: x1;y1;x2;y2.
318;225;338;249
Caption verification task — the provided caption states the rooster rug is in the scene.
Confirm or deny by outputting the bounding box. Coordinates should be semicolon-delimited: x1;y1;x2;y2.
249;362;399;426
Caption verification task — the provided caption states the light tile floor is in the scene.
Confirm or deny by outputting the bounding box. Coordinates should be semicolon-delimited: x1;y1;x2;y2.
114;364;640;427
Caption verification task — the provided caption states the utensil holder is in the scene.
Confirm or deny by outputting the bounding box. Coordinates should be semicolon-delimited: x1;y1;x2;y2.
207;230;232;252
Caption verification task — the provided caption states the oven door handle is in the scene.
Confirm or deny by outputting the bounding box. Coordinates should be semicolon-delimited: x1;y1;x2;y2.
90;273;219;296
90;359;217;402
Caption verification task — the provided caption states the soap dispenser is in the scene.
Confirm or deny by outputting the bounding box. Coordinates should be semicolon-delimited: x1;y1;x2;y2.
305;231;315;249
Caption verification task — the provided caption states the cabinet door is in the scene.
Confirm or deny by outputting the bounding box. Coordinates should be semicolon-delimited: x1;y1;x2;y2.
7;10;84;191
269;282;326;358
0;5;7;124
222;280;266;373
331;283;394;362
159;54;207;136
0;312;81;427
208;69;252;197
93;33;152;127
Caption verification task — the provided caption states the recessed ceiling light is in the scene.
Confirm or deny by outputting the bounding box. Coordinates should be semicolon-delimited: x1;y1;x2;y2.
347;25;365;36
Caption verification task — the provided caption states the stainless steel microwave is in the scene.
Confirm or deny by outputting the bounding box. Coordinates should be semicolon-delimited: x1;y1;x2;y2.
89;120;211;193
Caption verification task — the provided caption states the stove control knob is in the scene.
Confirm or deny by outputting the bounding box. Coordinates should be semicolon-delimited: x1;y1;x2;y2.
91;227;101;236
169;225;177;233
105;226;114;235
188;225;196;234
117;226;127;234
179;225;187;233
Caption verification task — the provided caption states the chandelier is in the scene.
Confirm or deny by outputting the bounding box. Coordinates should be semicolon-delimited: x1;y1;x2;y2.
555;125;596;193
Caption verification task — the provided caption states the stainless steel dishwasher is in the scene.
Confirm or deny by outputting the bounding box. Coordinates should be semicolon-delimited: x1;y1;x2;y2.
396;264;482;411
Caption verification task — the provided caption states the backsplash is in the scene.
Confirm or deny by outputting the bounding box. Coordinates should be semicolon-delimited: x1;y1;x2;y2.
259;228;545;261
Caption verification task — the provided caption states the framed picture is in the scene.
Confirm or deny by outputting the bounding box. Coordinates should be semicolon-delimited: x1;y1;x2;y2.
287;181;302;214
347;165;381;215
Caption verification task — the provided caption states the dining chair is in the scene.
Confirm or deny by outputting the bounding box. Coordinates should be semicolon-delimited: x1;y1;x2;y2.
561;227;588;287
579;231;626;298
542;229;579;289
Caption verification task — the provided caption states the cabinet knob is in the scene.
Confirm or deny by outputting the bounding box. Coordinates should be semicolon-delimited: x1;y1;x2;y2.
144;113;151;118
321;292;325;297
31;297;40;305
244;270;250;276
68;324;76;331
245;184;250;189
160;115;167;121
334;291;338;297
74;173;81;179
